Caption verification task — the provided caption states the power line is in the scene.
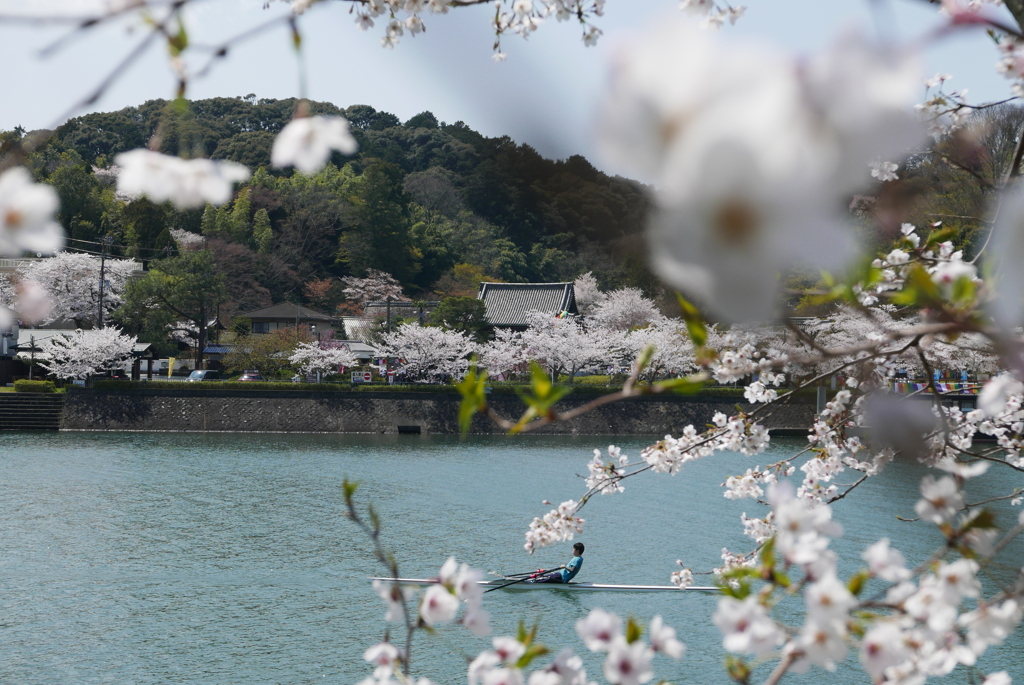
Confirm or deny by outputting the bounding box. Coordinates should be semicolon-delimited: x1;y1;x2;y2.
65;237;176;255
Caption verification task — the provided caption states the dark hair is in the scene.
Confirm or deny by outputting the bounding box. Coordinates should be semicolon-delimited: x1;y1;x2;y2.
573;542;585;554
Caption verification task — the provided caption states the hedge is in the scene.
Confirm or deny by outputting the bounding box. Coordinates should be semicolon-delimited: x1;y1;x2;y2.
90;380;353;391
14;379;57;393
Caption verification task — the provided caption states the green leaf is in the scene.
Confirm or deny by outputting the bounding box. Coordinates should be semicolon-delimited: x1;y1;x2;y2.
891;263;940;306
719;580;751;600
523;622;539;647
516;621;528;644
455;358;489;435
510;362;571;434
675;293;707;348
168;19;188;56
651;375;706;394
635;345;655;374
961;508;997;532
951;275;976;304
342;478;358;503
724;655;751;684
925;226;958;248
625;617;643;644
847;570;871;596
515;644;550;670
759;536;776;570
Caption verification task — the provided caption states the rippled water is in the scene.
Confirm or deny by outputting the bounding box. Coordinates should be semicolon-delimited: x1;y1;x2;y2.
0;432;1021;684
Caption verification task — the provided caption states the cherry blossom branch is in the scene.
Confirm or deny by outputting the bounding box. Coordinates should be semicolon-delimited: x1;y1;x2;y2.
42;4;180;140
923;213;995;224
760;651;796;685
826;474;870;504
343;483;417;676
190;12;298;79
965;490;1024;508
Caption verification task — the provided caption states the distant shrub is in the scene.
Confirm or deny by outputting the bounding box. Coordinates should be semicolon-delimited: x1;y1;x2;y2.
14;380;56;393
88;380;353;391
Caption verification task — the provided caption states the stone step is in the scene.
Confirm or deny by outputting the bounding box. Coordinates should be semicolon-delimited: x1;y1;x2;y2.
0;394;65;430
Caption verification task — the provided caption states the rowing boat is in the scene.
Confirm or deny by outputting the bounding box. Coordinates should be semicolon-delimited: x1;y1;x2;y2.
370;577;720;593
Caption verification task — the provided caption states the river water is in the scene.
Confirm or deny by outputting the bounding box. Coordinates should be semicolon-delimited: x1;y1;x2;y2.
0;432;1021;684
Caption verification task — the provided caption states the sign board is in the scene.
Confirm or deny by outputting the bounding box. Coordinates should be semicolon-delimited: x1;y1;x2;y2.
352;371;372;383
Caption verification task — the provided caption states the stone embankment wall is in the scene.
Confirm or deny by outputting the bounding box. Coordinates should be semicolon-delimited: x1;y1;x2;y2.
62;388;815;435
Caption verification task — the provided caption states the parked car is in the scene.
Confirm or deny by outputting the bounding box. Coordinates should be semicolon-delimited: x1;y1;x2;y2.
108;369;130;380
187;370;221;382
236;371;267;382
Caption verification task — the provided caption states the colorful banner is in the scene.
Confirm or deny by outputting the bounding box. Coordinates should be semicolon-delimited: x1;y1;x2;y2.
890;381;980;395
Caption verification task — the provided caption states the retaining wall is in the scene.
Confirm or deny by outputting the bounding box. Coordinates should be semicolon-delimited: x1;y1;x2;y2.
61;388;815;435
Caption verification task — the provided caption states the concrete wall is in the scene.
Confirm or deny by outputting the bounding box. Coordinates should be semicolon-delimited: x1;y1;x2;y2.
62;388;815;435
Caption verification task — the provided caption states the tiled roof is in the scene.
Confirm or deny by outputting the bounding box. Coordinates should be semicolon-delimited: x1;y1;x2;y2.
477;282;577;327
204;345;232;354
238;302;334;322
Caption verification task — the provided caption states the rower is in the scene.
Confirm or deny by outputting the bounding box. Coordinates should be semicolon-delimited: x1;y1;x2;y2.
531;542;584;584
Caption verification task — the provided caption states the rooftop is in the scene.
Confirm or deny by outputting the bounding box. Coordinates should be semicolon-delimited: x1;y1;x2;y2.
238;302;335;322
477;282;577;328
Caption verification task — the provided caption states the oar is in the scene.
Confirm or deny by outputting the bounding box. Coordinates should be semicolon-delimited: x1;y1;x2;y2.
499;570;546;578
485;567;560;593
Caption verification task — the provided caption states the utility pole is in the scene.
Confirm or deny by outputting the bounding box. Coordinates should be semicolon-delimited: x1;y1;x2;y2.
97;236;113;329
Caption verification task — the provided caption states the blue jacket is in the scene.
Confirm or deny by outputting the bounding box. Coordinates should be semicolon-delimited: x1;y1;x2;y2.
560;555;583;582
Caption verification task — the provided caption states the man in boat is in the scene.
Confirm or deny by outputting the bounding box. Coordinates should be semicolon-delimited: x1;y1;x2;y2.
530;542;584;583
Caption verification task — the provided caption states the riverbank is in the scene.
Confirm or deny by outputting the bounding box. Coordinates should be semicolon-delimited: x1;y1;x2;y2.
61;387;815;435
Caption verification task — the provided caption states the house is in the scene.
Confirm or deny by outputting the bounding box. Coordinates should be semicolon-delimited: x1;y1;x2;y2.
476;282;577;331
237;303;337;334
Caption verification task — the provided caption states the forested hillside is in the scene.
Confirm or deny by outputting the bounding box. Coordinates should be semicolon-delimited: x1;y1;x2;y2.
2;96;654;320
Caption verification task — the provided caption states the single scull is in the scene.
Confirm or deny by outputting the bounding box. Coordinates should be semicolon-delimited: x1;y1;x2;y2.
370;577;720;593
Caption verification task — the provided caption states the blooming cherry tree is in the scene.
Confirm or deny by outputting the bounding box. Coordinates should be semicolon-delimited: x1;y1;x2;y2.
380;323;474;380
37;327;137;380
342;269;408;308
573;271;606;316
588;287;660;332
520;310;618;382
288;340;357;379
0;252;139;328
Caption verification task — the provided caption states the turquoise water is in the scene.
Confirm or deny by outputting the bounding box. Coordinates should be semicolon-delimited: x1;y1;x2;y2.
0;432;1021;684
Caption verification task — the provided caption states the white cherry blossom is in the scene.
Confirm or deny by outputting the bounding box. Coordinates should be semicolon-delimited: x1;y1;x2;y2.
648;615;685;658
271;115;359;174
602;637;654;685
805;573;856;624
0;167;64;257
862;538;911;582
860;621;913;679
713;595;786;657
575;608;622;652
372;579;416;623
419;583;459;626
115;149;250;209
915;475;964;525
792;620;848;672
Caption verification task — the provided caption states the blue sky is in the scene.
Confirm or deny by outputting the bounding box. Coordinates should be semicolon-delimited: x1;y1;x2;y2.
0;0;1014;178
